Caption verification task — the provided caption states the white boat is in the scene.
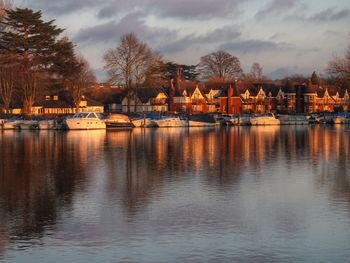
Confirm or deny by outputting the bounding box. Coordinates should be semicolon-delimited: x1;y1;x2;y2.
38;120;56;130
131;117;156;127
250;113;280;126
65;112;106;130
230;115;251;126
17;120;38;130
105;114;133;129
2;120;18;130
279;115;310;125
154;116;188;127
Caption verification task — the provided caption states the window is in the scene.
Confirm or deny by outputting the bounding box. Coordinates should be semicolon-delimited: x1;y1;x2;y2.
53;96;58;101
45;96;50;101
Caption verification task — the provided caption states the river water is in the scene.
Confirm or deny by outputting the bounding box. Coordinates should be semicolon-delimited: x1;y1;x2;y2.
0;126;350;262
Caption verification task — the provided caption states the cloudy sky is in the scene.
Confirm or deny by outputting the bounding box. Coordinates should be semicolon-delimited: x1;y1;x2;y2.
19;0;350;80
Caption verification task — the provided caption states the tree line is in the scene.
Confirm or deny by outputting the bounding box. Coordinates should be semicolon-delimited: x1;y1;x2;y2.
0;3;94;114
1;3;349;114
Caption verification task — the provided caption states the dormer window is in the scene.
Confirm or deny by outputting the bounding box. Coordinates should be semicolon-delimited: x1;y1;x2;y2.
45;96;50;101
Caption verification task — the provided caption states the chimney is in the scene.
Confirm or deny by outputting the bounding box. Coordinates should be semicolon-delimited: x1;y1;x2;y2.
227;84;233;114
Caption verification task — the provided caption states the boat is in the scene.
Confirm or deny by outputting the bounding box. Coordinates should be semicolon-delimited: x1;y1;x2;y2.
229;114;251;126
131;117;156;127
216;114;233;126
250;113;280;126
154;116;188;127
278;115;310;125
17;120;38;130
38;120;56;130
64;112;106;130
188;114;217;127
105;114;133;129
1;120;19;130
333;113;350;124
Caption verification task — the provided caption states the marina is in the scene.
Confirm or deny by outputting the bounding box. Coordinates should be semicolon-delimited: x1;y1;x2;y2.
1;112;350;130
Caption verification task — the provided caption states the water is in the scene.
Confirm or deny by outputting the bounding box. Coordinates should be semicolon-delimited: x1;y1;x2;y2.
0;126;350;262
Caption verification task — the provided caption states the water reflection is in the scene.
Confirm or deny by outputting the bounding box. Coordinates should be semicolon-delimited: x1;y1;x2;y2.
0;126;349;262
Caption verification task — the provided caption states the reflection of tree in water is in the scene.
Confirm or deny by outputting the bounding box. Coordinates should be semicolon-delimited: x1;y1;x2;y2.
0;131;104;246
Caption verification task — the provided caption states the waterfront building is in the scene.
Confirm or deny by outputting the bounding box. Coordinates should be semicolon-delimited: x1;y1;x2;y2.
121;87;168;113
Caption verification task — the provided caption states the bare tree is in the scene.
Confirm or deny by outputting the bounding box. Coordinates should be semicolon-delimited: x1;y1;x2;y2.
198;50;243;82
104;33;163;112
66;56;96;110
0;53;18;113
250;62;263;82
327;47;350;83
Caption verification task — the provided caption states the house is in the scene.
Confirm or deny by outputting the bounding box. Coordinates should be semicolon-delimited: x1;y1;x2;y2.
121;87;168;112
86;84;126;112
216;84;243;114
11;92;104;115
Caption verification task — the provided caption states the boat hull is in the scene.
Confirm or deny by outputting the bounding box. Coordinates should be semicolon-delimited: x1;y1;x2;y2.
250;117;280;126
65;119;106;130
188;120;216;127
155;118;188;127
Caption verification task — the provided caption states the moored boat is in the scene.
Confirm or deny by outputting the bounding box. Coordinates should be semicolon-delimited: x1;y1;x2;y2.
38;120;56;130
188;114;217;127
333;113;350;124
229;114;251;126
17;120;38;130
154;116;188;127
278;115;310;125
65;112;106;130
105;114;133;129
250;113;280;126
1;120;18;130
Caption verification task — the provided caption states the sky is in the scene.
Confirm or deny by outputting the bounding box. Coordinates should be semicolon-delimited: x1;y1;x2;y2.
18;0;350;81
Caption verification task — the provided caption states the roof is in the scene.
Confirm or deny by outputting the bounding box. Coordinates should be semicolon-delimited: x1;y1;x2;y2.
85;98;105;107
135;87;167;103
283;80;296;94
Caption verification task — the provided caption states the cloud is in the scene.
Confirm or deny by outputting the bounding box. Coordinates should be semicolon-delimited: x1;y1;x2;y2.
220;39;293;54
74;12;176;45
158;26;241;54
97;0;243;20
309;8;350;21
24;0;103;15
267;67;305;79
26;0;244;19
255;0;299;20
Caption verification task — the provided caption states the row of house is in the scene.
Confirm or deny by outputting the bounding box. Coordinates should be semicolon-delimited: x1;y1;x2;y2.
2;81;350;115
115;81;350;114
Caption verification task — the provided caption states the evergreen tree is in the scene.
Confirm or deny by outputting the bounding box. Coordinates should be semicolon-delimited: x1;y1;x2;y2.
0;8;74;114
164;62;199;82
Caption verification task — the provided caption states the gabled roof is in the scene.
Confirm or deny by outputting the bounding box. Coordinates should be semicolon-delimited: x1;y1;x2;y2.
135;87;167;103
327;86;339;97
